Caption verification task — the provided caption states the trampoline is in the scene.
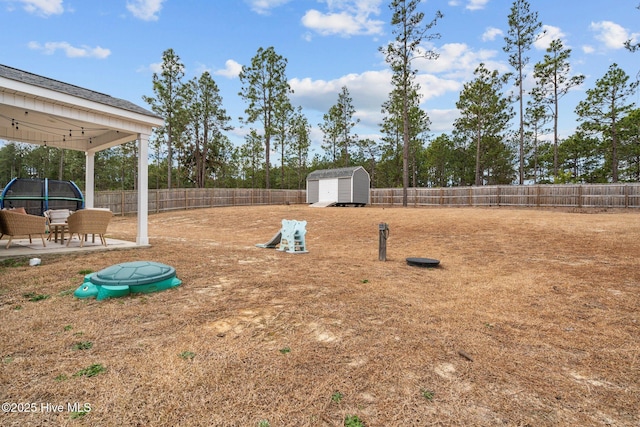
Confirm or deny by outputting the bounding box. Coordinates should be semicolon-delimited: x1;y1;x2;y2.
0;178;84;216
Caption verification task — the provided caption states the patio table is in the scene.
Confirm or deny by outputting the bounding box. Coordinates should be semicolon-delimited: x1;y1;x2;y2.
48;222;68;244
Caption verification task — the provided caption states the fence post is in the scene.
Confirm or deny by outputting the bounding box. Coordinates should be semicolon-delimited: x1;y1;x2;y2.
624;185;629;208
578;185;583;208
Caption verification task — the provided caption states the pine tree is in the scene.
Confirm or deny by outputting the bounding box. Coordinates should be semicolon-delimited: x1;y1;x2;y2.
531;38;584;179
524;98;551;183
289;107;311;190
183;72;232;188
319;103;342;166
380;81;430;188
380;0;442;205
575;64;638;182
239;130;265;189
503;0;543;184
320;86;359;167
239;46;292;189
454;63;514;186
143;48;186;189
423;134;456;187
617;109;640;180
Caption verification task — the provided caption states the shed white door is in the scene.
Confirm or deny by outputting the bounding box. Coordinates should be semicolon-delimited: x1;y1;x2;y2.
318;178;338;202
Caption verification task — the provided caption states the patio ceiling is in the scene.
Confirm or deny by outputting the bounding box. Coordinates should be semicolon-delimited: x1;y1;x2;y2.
0;64;163;153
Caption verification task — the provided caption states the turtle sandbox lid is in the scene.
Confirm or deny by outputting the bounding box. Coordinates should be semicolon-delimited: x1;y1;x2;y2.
74;261;182;301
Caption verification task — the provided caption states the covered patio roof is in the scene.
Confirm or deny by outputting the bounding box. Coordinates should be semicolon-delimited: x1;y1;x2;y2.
0;64;163;245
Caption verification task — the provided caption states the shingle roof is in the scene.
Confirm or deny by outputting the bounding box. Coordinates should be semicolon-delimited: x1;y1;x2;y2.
307;166;365;180
0;64;160;118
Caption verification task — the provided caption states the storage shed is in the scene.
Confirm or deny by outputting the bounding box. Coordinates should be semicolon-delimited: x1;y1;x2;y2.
306;166;370;206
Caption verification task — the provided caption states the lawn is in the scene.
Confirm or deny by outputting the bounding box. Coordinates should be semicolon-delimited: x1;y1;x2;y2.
0;205;638;426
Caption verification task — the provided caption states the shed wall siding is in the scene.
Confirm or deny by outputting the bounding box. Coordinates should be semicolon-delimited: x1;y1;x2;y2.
352;168;370;204
307;180;319;203
338;177;351;202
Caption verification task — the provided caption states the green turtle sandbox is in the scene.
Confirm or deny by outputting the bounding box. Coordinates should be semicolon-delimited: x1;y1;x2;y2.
74;261;182;301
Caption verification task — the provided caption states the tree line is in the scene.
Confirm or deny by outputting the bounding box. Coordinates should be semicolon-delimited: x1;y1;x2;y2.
0;0;638;197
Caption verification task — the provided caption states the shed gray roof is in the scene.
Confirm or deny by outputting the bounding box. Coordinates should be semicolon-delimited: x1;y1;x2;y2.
0;64;159;118
307;166;365;180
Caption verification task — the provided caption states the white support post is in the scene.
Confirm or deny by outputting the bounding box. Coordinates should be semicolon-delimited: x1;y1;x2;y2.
137;134;149;245
85;151;95;208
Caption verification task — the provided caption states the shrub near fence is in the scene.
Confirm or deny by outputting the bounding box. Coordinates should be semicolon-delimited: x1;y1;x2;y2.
368;184;640;209
94;184;640;215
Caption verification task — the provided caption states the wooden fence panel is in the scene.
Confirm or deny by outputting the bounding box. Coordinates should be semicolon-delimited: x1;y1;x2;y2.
94;188;307;215
370;184;640;209
94;184;640;215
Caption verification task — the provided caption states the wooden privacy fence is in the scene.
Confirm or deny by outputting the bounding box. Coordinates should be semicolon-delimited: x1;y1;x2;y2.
95;188;306;216
94;184;640;215
369;184;640;209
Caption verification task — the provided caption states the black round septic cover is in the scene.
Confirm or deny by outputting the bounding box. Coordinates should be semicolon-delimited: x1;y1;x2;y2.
406;257;440;268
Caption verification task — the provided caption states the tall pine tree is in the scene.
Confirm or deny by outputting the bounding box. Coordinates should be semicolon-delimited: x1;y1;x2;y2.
575;64;638;182
380;0;442;206
531;39;584;179
454;63;514;186
503;0;542;184
239;46;292;189
143;48;186;189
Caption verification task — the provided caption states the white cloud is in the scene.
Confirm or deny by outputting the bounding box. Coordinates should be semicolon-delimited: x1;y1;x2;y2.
582;45;595;54
466;0;489;11
290;68;461;131
448;0;488;11
289;38;512;136
415;73;461;102
28;41;111;59
126;0;164;21
301;0;384;37
215;59;243;79
245;0;291;15
147;62;163;74
428;109;461;132
534;25;566;50
290;69;392;115
590;20;631;50
5;0;63;16
482;27;503;42
414;43;507;80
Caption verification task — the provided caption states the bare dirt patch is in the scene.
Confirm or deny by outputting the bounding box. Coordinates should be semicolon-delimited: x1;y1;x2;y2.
1;205;639;426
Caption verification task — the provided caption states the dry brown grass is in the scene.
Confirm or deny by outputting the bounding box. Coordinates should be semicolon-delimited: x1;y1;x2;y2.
1;205;639;426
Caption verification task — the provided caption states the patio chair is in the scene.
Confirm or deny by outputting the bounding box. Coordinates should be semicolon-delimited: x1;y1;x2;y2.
0;209;47;249
44;209;72;243
66;209;113;247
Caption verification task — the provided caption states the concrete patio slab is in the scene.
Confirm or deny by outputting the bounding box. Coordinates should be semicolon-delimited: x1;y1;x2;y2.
0;237;145;260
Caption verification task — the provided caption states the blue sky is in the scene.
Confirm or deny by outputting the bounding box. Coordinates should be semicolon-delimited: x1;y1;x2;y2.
1;0;639;155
